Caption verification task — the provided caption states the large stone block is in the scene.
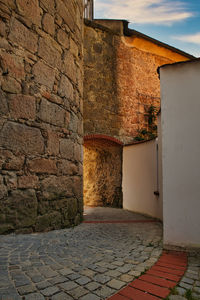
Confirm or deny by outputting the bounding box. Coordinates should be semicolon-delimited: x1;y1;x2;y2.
38;99;65;127
16;0;41;26
8;94;36;120
35;211;61;231
2;189;37;228
57;159;78;175
0;90;9;117
1;76;21;94
63;198;78;221
0;122;44;155
40;0;55;14
0;149;24;170
42;13;55;36
73;176;83;200
38;36;62;68
40;175;74;200
57;29;69;49
46;129;60;156
0;175;7;200
18;175;39;189
1;0;16;10
58;74;73;100
0;51;25;80
9;18;38;53
59;138;74;160
62;52;76;83
32;60;55;89
55;0;75;32
27;158;57;174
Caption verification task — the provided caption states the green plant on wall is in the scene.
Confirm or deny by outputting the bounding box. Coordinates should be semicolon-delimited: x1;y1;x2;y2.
134;105;158;141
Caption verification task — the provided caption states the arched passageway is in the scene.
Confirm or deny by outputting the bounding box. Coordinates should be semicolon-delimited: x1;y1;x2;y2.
83;135;123;207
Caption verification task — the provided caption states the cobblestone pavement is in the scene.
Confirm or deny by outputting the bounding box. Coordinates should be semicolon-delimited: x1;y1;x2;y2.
169;253;200;300
0;207;163;300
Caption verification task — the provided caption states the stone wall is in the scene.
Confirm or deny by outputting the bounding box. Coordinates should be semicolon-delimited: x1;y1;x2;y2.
83;20;190;143
84;139;122;207
0;0;83;233
84;21;121;138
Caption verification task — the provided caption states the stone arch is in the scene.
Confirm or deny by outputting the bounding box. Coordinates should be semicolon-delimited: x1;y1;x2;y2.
83;135;123;207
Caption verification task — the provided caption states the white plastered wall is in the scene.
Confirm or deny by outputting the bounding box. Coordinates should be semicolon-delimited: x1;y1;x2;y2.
123;140;163;220
160;59;200;249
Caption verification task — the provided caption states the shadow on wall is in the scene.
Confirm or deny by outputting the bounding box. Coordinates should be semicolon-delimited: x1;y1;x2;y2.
83;136;123;208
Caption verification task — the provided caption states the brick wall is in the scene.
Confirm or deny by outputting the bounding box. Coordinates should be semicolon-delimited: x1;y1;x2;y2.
115;39;172;142
0;0;83;233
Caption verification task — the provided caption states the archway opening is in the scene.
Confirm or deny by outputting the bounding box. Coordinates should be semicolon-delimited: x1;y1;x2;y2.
83;135;123;208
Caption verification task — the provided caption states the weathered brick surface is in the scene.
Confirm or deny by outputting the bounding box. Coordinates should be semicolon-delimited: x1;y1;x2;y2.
0;0;84;233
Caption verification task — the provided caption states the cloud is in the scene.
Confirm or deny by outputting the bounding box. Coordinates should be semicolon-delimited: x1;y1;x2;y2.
173;33;200;44
94;0;193;25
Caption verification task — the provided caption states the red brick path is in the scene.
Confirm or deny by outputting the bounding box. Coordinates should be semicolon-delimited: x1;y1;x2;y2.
107;251;187;300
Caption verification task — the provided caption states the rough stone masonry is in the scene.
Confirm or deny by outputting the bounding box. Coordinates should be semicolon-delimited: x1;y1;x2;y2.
0;0;84;233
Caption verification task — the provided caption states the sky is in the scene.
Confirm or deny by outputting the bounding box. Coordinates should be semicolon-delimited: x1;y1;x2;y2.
94;0;200;57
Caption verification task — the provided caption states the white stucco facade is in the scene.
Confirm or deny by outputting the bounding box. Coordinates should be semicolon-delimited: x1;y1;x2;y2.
160;59;200;249
123;139;163;220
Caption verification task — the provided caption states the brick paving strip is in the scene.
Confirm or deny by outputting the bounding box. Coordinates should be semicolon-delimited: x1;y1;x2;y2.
107;251;188;300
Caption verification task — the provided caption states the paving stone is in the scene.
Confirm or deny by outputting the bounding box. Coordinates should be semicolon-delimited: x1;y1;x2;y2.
67;273;81;280
36;281;51;290
68;286;88;298
181;277;195;284
128;270;141;277
179;281;193;289
29;275;45;283
169;296;187;300
193;286;200;294
85;281;101;291
48;275;68;284
51;292;73;299
59;268;74;276
195;280;200;287
184;272;199;280
17;284;37;295
113;261;124;266
75;275;91;285
58;281;78;291
120;274;134;282
81;293;100;300
107;278;126;289
38;266;58;278
94;285;115;298
177;287;186;296
93;274;111;284
80;269;96;277
24;293;45;300
40;286;60;296
116;264;133;273
192;292;200;299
